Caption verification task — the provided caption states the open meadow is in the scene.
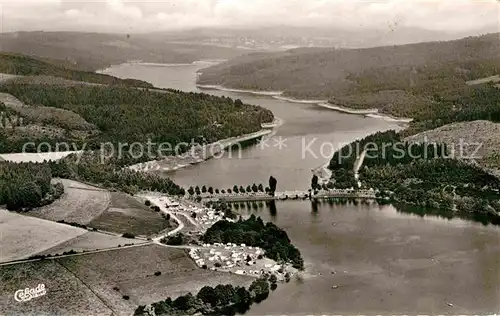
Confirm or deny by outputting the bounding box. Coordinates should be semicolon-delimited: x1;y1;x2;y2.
56;244;253;316
0;260;112;315
36;232;146;257
0;210;86;263
30;179;110;225
89;192;174;237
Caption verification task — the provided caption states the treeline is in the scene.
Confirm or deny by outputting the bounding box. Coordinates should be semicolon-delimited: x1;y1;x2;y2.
51;152;185;196
187;183;267;195
134;279;271;316
201;214;304;270
0;162;63;210
0;53;153;88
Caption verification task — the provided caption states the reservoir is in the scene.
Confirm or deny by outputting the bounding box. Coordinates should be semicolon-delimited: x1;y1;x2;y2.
102;62;500;315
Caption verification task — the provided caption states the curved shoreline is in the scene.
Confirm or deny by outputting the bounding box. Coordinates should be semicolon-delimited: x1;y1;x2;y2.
317;102;413;123
127;128;274;173
194;84;414;123
196;84;283;96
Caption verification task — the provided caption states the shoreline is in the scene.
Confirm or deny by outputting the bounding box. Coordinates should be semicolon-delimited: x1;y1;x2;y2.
97;59;225;73
196;84;283;96
317;102;413;123
127;128;273;173
194;84;414;123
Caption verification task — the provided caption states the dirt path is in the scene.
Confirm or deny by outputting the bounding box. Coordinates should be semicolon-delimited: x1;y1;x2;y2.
353;149;367;188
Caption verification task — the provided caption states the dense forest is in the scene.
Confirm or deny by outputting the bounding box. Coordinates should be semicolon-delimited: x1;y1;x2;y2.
0;162;63;210
0;53;152;87
134;279;271;316
198;33;500;99
0;82;274;159
326;130;500;218
201;214;304;270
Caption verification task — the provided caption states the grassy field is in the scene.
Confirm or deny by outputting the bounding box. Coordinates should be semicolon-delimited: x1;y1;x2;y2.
89;192;173;236
0;260;112;315
56;244;253;316
36;232;146;257
30;179;110;225
0;209;86;263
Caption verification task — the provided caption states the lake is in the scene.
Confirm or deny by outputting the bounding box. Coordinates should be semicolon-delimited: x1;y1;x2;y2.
102;62;500;315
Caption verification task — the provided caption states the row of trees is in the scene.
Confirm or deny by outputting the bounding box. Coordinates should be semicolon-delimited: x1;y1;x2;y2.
134;279;271;316
201;214;304;270
187;183;267;196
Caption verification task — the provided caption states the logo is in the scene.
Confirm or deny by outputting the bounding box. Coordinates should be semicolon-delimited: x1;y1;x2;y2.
14;284;46;302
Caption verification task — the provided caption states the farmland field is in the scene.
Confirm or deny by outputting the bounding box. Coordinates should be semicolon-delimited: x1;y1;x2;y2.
36;232;146;257
56;244;253;316
89;192;174;236
0;260;112;315
0;209;86;263
30;179;110;225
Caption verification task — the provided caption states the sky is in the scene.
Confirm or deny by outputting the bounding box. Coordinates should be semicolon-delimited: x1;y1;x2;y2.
0;0;498;34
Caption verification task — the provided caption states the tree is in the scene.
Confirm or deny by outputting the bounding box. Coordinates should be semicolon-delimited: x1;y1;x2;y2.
233;185;239;193
215;188;220;194
246;185;252;193
251;183;258;192
235;99;243;106
268;176;277;195
258;184;264;192
269;274;277;284
311;175;319;190
208;186;214;194
197;286;218;307
239;186;245;193
188;186;195;196
195;187;201;195
202;185;207;193
221;189;226;194
227;189;232;194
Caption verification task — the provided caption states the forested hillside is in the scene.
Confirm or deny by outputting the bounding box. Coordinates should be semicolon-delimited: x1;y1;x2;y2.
0;82;273;155
0;53;152;87
199;33;500;99
0;31;246;71
325;130;500;222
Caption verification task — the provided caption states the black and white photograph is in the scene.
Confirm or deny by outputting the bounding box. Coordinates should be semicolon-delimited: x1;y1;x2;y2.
0;0;499;315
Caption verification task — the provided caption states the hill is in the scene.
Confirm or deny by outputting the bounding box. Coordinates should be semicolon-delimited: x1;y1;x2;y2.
0;31;248;71
0;53;152;87
405;120;500;173
0;82;273;155
198;33;500;101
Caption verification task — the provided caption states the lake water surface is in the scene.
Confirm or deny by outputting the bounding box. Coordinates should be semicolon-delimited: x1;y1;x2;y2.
102;62;500;315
